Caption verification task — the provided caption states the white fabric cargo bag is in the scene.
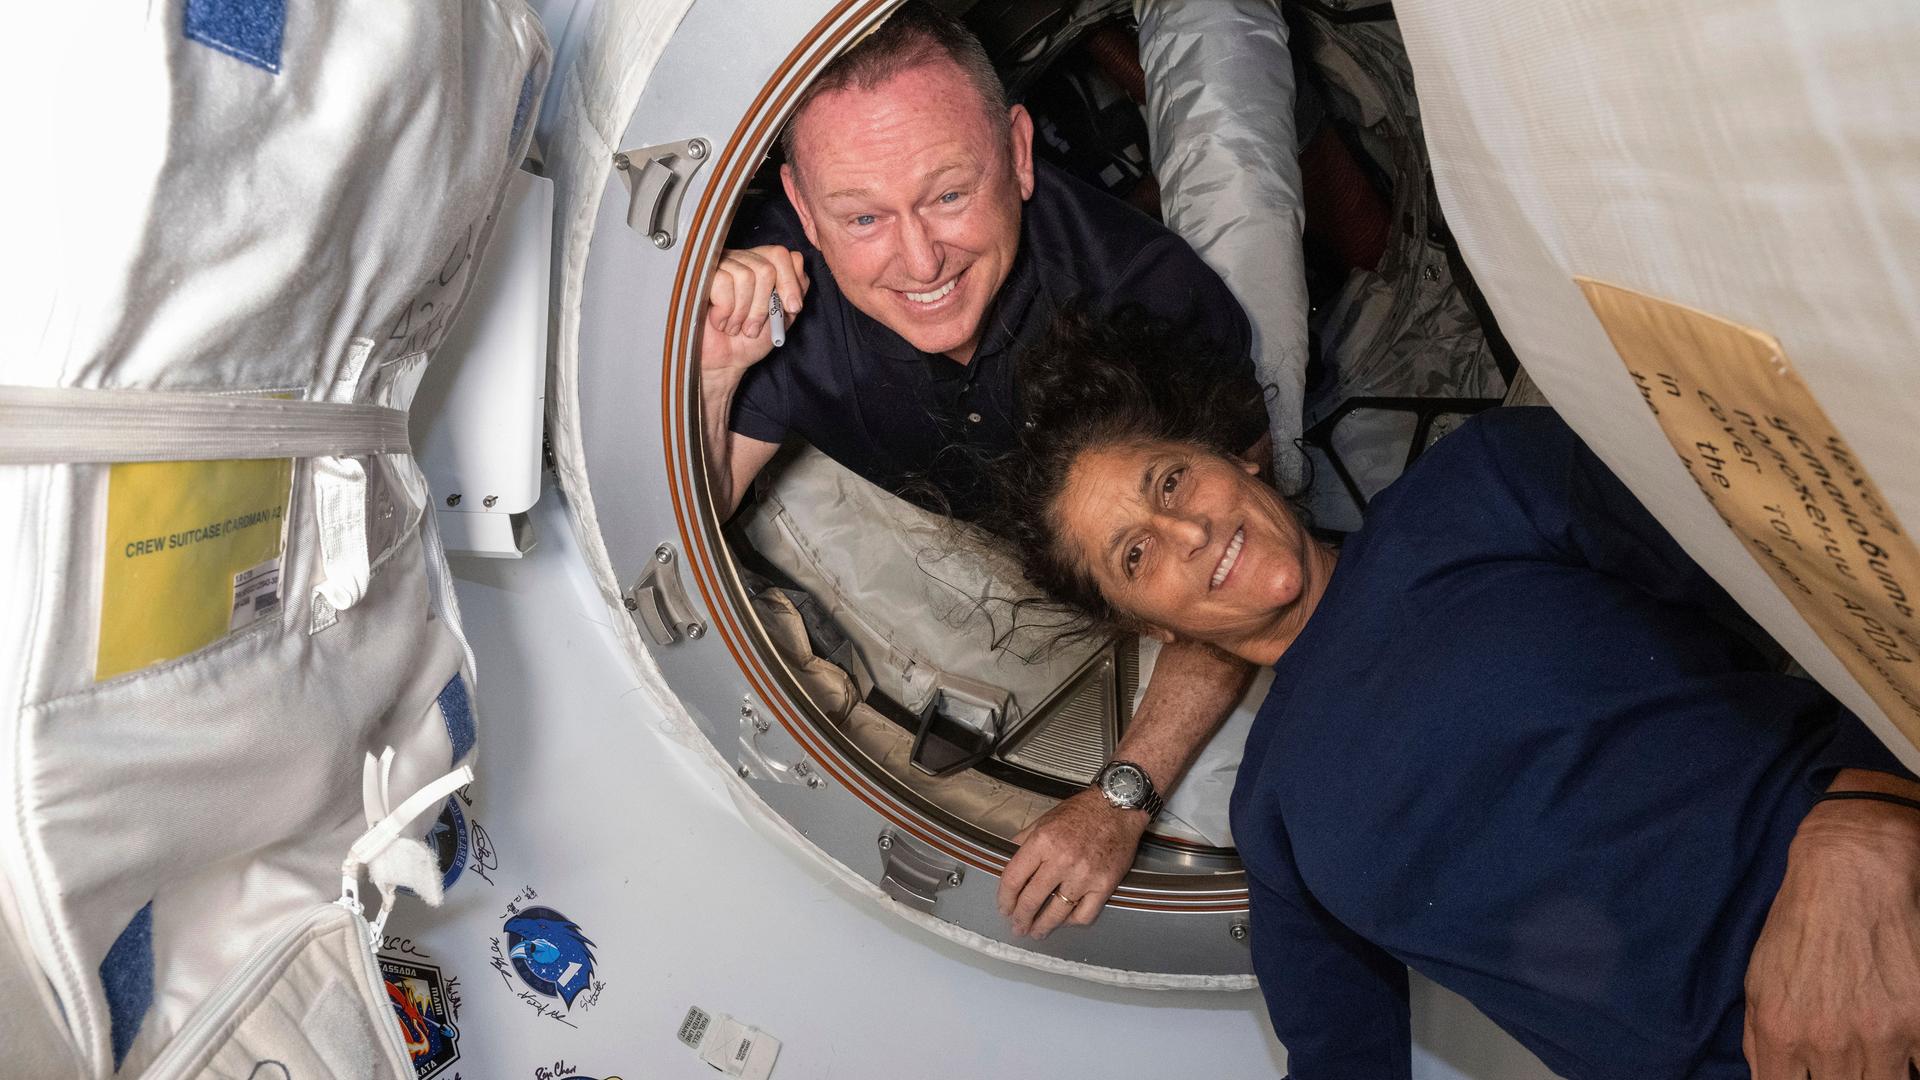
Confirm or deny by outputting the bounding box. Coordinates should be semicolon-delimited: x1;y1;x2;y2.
0;1;548;1075
1391;0;1920;772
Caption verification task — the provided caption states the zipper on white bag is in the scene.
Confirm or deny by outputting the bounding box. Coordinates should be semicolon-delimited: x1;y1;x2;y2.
138;903;406;1079
141;758;473;1077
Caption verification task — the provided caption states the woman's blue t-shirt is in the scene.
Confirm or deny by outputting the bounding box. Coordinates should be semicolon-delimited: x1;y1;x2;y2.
1230;408;1912;1080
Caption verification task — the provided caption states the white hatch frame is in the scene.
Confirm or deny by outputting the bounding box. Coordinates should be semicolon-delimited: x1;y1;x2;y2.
556;0;1255;980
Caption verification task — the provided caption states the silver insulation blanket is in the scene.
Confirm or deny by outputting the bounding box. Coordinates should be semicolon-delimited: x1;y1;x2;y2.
1137;0;1310;492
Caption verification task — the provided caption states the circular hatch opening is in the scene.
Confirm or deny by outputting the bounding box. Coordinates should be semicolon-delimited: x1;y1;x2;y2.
691;0;1248;896
561;0;1507;975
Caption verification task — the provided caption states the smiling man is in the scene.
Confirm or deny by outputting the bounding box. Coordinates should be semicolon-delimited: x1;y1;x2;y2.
702;4;1260;521
698;3;1265;940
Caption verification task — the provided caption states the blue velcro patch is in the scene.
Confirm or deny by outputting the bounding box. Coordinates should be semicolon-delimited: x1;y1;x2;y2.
509;69;538;150
100;902;155;1071
439;674;475;762
184;0;286;74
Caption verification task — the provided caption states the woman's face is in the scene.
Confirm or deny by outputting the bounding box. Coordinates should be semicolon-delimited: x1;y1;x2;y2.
1053;438;1321;657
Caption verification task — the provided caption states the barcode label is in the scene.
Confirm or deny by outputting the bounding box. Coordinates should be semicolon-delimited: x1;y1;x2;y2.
229;559;281;632
681;1006;781;1080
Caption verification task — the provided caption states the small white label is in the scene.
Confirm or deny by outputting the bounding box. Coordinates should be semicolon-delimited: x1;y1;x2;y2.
229;559;282;632
680;1007;780;1080
309;591;339;635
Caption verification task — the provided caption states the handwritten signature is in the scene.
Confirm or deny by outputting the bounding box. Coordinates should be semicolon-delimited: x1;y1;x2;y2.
498;885;538;923
468;822;498;886
380;935;432;960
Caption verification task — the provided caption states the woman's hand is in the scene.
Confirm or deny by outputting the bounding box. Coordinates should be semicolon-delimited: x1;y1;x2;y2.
1744;774;1920;1080
997;789;1147;939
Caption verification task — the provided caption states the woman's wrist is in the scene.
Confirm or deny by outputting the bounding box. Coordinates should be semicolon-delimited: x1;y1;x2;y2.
1815;789;1920;814
1797;770;1920;864
1826;767;1920;800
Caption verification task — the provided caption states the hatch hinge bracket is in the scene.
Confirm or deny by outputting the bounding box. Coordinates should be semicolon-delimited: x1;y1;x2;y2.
625;543;705;645
613;137;711;250
876;829;964;914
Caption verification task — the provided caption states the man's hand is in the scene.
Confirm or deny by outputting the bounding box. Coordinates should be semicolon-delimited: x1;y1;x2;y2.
1744;772;1920;1080
699;245;808;515
703;245;809;375
997;789;1147;940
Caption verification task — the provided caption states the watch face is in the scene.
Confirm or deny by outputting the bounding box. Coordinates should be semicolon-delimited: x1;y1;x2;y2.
1102;765;1146;805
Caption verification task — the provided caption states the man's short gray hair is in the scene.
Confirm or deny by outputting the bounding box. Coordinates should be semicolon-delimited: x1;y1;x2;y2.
780;2;1011;173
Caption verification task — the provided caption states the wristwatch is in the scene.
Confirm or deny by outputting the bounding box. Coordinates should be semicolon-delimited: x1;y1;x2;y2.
1094;760;1164;817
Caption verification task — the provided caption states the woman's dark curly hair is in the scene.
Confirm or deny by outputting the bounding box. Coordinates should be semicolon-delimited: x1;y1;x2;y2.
973;301;1270;644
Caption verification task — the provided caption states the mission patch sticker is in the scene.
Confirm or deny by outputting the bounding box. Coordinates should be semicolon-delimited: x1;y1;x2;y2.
503;905;597;1007
381;956;460;1079
426;796;470;892
488;889;605;1027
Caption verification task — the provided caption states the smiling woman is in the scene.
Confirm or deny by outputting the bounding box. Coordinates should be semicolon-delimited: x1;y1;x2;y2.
975;303;1283;649
1056;440;1331;658
974;310;1920;1078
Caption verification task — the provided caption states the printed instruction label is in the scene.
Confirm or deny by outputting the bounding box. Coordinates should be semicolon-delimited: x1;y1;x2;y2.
678;1006;712;1049
1579;278;1920;750
98;457;294;680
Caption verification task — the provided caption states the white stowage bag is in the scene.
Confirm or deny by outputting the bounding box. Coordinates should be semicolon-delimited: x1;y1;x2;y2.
0;2;548;1075
1391;0;1920;772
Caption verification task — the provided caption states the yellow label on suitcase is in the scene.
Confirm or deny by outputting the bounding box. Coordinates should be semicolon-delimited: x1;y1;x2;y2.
97;458;294;680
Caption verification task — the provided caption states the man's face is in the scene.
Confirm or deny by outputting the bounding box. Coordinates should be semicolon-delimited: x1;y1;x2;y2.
782;59;1035;363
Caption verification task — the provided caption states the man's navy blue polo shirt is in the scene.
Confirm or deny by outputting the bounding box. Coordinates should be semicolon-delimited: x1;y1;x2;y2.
727;159;1253;519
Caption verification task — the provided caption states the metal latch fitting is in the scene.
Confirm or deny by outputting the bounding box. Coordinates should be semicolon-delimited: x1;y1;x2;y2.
613;137;710;250
625;543;705;645
734;700;820;788
876;829;963;914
